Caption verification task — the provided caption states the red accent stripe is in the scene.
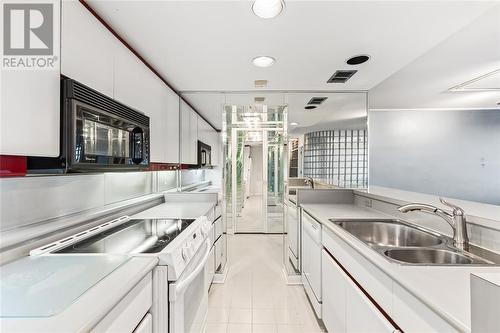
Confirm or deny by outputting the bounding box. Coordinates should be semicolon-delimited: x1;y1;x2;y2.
147;163;180;171
78;0;219;132
0;155;27;177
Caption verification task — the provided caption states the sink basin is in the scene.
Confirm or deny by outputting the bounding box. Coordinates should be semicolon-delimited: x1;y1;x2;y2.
331;219;442;247
384;248;478;265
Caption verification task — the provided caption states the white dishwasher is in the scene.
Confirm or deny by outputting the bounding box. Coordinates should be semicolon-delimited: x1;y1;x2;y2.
301;211;322;318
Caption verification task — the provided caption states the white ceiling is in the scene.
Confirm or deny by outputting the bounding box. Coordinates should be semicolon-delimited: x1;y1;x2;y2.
87;0;499;131
182;91;367;134
370;6;500;110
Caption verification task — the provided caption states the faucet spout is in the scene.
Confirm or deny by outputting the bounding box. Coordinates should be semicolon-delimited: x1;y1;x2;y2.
398;199;469;250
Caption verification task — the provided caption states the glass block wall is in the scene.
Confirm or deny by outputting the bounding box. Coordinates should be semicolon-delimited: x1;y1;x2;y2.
303;130;368;188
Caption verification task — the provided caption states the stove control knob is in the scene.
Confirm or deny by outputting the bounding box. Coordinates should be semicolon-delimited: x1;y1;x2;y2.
182;246;190;261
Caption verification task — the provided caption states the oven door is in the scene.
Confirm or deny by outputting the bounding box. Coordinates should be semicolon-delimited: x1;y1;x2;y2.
169;238;211;333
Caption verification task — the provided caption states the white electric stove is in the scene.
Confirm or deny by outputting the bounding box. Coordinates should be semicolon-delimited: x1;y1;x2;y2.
31;215;213;333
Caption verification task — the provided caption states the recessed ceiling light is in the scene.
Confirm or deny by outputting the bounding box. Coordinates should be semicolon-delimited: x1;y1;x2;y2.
290;122;299;126
252;56;275;68
305;105;317;110
252;0;285;19
346;55;370;65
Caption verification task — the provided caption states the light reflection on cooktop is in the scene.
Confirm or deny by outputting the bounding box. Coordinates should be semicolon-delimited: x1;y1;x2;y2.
55;219;195;254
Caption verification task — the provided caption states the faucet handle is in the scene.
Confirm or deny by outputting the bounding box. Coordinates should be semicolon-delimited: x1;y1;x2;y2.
439;197;465;215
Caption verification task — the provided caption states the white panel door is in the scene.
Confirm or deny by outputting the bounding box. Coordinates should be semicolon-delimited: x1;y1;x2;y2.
0;1;61;157
322;249;347;333
165;87;179;164
61;1;114;97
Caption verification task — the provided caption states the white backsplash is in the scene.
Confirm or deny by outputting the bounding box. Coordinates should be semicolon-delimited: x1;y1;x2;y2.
157;170;178;192
181;169;206;187
0;174;104;231
103;172;152;204
0;172;153;232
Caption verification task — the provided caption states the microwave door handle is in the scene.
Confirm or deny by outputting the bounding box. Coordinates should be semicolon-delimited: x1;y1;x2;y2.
169;238;211;300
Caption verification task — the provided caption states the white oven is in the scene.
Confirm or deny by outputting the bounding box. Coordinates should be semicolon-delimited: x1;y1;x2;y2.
169;238;211;333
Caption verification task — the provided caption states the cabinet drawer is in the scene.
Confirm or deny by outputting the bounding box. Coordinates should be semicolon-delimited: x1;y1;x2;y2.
91;273;152;333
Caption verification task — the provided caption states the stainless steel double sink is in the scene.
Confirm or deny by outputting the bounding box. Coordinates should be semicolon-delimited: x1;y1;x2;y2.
329;219;500;266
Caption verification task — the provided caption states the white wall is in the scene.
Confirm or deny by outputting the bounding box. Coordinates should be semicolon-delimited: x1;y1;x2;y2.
249;145;263;195
369;109;500;205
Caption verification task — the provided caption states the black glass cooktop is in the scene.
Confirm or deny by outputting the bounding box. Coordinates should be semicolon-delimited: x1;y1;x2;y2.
55;218;195;254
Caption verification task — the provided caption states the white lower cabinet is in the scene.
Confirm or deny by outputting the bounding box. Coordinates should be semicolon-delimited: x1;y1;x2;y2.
322;249;398;333
91;273;152;333
322;249;347;333
133;314;152;333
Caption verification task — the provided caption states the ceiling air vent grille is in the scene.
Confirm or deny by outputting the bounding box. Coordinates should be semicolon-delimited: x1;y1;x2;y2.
327;70;357;83
307;97;328;105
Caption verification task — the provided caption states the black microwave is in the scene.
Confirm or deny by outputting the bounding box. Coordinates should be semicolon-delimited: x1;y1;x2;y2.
28;78;150;173
197;141;212;168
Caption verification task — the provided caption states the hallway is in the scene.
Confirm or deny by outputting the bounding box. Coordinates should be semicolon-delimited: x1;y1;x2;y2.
206;234;325;333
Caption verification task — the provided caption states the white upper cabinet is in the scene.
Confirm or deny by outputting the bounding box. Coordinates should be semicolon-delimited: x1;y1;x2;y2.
197;117;220;166
113;43;152;113
189;106;199;164
165;88;180;164
180;101;198;165
113;41;180;164
61;0;114;97
1;1;61;157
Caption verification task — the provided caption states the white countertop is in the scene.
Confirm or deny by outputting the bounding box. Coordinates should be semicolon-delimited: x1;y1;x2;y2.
1;256;157;332
300;203;500;333
131;201;215;220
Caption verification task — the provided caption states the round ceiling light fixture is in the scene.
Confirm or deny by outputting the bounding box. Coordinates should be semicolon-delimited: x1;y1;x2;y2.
252;0;285;19
305;105;317;110
252;56;276;68
290;122;299;126
346;54;370;65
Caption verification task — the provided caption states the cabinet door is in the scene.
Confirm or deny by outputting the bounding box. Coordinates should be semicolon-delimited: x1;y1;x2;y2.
61;1;114;97
180;100;191;164
189;109;198;164
1;1;61;157
165;88;179;164
322;249;397;333
322;249;347;333
113;42;153;113
346;276;396;333
134;314;152;333
208;129;220;166
146;75;168;163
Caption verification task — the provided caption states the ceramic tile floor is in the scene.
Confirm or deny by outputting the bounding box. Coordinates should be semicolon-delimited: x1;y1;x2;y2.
206;234;325;333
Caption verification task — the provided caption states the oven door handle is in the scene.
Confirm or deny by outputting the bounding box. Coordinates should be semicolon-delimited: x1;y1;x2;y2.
169;238;211;301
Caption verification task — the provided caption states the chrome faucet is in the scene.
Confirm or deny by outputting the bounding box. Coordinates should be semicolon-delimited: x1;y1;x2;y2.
398;198;469;250
304;177;314;189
